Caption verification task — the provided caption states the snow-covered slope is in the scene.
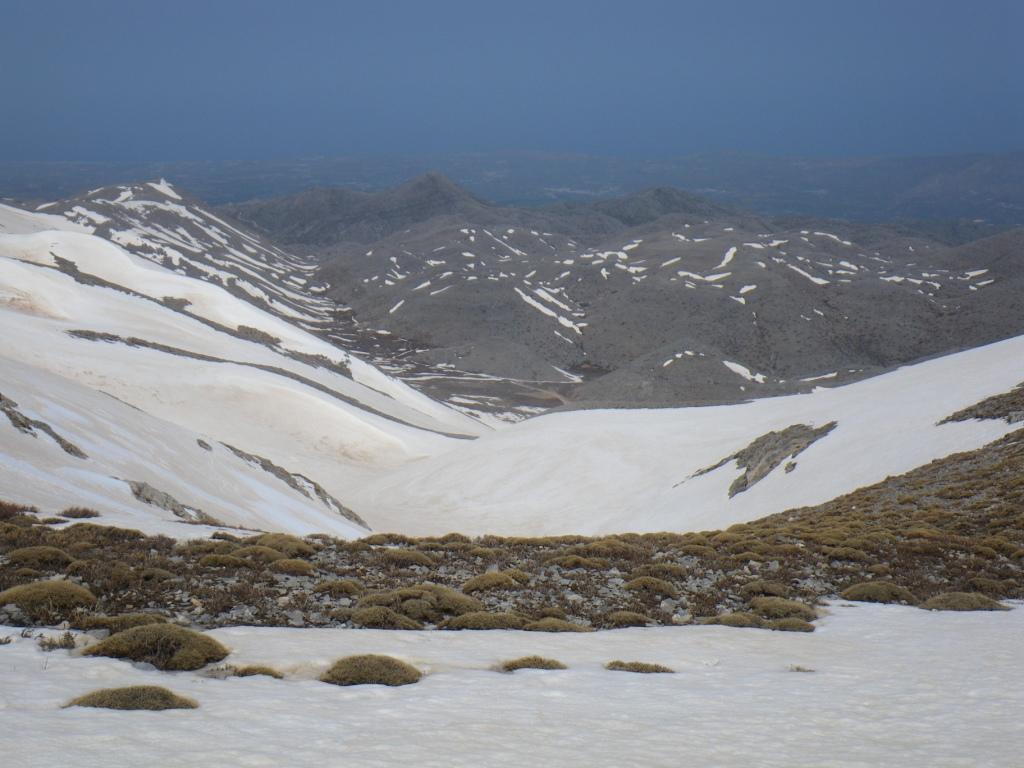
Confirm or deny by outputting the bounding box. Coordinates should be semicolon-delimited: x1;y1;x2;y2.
3;602;1021;768
0;202;483;535
353;332;1024;535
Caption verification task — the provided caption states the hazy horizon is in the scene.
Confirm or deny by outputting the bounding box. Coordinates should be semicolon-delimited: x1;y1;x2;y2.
3;0;1022;162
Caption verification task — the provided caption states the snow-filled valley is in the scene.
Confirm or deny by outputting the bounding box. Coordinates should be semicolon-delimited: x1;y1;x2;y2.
1;192;1023;537
2;602;1022;767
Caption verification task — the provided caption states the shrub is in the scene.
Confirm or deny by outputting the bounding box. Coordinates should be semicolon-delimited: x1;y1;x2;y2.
500;656;566;672
378;549;435;568
442;611;527;630
767;618;815;632
703;612;763;628
321;654;421;687
351;606;422;630
523;618;592;632
6;546;72;569
840;581;918;605
462;572;517;594
624;576;677;598
74;613;167;634
270;559;313;576
605;660;674;674
0;581;96;622
66;686;197;710
198;554;249;570
605;610;650;628
252;534;314;558
233;545;286;563
60;507;100;520
738;580;788;598
230;664;283;679
919;592;1010;611
313;579;362;597
749;597;817;621
84;624;229;670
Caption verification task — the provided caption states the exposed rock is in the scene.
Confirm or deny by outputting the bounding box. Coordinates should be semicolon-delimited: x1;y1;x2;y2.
126;480;223;526
0;392;87;458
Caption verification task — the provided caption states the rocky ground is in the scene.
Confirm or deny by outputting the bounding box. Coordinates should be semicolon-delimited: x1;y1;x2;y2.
2;426;1021;635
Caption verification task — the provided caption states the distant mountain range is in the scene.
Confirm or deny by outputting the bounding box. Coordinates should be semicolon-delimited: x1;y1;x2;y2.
219;172;1024;406
3;149;1024;226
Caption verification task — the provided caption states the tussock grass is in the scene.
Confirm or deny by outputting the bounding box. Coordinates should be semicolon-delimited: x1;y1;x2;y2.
920;592;1010;611
66;685;197;710
749;597;817;621
441;611;527;630
198;554;250;570
767;617;816;632
6;546;72;569
605;660;674;673
703;612;763;628
313;579;362;597
500;655;566;672
523;617;592;632
840;581;918;605
230;664;283;679
252;534;314;558
462;571;518;593
624;576;677;598
84;624;229;670
233;545;286;563
378;549;435;568
351;606;422;630
321;654;421;687
269;558;313;576
60;507;100;520
0;580;96;621
604;610;650;628
74;613;167;634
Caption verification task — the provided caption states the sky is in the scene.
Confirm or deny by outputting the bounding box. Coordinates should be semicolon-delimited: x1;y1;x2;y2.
2;0;1022;162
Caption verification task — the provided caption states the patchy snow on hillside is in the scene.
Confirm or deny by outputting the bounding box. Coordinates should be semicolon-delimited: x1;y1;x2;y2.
1;602;1020;767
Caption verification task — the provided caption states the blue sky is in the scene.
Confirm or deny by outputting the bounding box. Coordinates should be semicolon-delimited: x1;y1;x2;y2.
2;0;1022;161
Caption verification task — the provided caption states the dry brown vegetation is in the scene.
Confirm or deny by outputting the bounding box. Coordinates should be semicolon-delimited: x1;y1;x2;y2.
1;429;1022;633
83;624;229;670
320;654;421;686
500;656;567;672
605;660;674;673
66;685;197;710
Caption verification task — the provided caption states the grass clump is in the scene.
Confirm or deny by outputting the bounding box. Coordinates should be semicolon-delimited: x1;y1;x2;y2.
320;654;421;687
703;612;763;628
313;579;362;597
252;534;314;558
66;685;197;710
6;546;72;569
269;558;313;576
840;581;918;605
500;656;567;672
60;507;100;520
624;576;677;598
523;617;593;632
0;580;96;622
350;606;422;630
605;660;674;674
378;549;435;568
738;580;788;598
919;592;1010;611
198;554;249;570
545;555;609;570
605;610;650;628
230;664;283;679
74;613;167;634
84;624;229;670
767;618;816;632
442;611;527;630
233;545;286;563
749;597;817;621
462;571;518;593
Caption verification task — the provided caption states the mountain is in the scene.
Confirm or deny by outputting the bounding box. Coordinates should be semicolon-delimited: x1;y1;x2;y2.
2;187;1023;538
227;174;1022;406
